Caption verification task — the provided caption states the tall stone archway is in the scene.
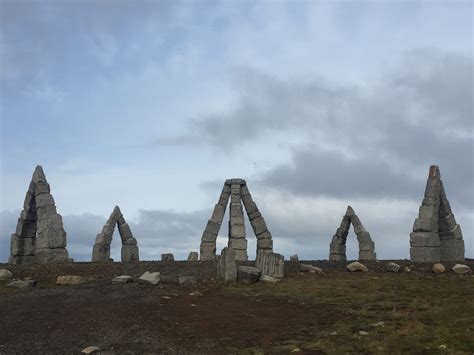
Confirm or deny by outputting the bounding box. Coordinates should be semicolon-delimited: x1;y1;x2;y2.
91;206;139;262
9;166;69;264
329;206;376;261
200;179;273;261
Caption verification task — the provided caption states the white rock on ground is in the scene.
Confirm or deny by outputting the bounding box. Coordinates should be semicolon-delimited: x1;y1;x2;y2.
81;346;101;354
0;269;13;280
138;271;161;285
259;275;280;284
452;264;471;275
346;261;368;272
112;275;133;284
7;280;36;289
432;263;446;274
385;262;401;272
56;275;91;285
299;264;322;273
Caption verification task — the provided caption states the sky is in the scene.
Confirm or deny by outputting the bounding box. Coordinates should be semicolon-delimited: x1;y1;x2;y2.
0;0;472;262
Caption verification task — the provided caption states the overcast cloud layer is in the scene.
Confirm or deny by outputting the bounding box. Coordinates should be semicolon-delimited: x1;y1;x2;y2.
1;1;472;262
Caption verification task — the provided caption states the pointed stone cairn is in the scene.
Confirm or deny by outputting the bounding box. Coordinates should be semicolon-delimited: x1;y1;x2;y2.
9;166;69;264
329;206;376;261
91;206;139;262
410;165;465;262
199;179;274;262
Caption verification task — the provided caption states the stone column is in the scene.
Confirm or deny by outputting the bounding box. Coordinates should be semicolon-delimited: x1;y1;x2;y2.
255;250;284;279
228;183;248;261
329;214;350;261
217;247;237;282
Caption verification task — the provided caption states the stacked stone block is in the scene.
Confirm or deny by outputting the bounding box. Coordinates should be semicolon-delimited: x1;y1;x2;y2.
199;178;274;261
255;250;284;279
9;166;69;264
92;206;139;262
329;206;376;261
216;247;237;282
410;166;464;262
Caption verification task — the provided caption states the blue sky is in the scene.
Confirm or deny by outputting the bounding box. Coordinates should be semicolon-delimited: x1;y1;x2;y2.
1;0;473;262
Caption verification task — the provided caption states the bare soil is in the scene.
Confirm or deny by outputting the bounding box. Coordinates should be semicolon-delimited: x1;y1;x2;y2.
0;260;473;354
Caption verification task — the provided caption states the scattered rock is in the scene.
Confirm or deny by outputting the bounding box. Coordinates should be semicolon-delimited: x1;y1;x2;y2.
358;331;369;336
187;251;199;261
452;264;472;275
432;263;446;274
385;262;401;272
299;264;322;273
138;271;161;285
404;266;412;273
370;321;385;327
330;331;338;336
56;275;91;285
112;275;133;284
237;266;261;284
161;253;174;261
161;296;171;299
259;275;280;284
0;269;13;280
81;346;101;354
178;276;197;286
290;347;302;352
290;254;299;262
7;280;36;289
346;261;368;272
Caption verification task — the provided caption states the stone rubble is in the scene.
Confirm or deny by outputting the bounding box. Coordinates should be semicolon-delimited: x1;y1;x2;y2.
112;275;133;284
410;166;465;263
237;266;261;284
346;261;368;272
0;269;13;280
452;264;471;275
92;206;139;263
329;206;376;262
385;262;401;273
255;250;285;279
138;271;161;285
7;280;37;289
9;165;69;264
216;247;237;282
299;264;322;273
259;275;280;284
56;275;92;285
200;179;274;262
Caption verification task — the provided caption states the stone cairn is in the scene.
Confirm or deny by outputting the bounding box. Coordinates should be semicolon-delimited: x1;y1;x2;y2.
9;166;69;264
200;179;273;261
91;206;139;262
410;165;465;262
329;206;376;261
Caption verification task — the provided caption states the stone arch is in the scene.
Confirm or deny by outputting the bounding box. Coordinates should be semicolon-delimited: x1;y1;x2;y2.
199;178;273;261
9;165;69;264
91;206;139;262
329;206;376;261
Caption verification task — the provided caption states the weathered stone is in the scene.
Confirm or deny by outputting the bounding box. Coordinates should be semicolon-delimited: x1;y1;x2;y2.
358;250;376;260
256;230;272;240
7;280;36;289
237;266;261;284
211;204;226;223
257;238;273;250
356;231;372;243
413;218;438;232
243;201;259;214
217;247;237;282
36;229;66;249
346;261;368;272
353;223;366;234
204;220;221;235
290;254;299;262
424;178;441;198
335;227;349;238
228;238;247;250
229;223;246;238
255;251;284;279
178;276;197;286
112;275;133;284
0;269;13;280
8;255;37;265
81;346;101;354
410;246;440;263
438;213;457;232
201;231;217;243
118;222;133;241
56;275;91;285
225;178;246;186
259;275;280;284
230;183;241;195
345;206;355;217
350;215;362;226
329;253;346;261
91;243;110;262
300;264;322;273
35;248;69;264
250;216;268;235
234;249;248;261
138;271;161;285
11;235;36;256
35;193;55;208
432;263;445;274
440;239;465;262
122;237;137;245
200;242;216;261
452;264;471;275
410;232;440;247
121;244;139;262
247;210;262;221
358;241;375;251
187;251;199;261
161;253;174;261
385;262;400;273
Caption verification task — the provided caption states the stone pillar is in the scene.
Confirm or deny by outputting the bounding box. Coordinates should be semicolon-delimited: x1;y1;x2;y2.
329;215;350;261
241;184;273;255
217;247;237;282
199;184;230;261
255;250;284;279
228;183;248;261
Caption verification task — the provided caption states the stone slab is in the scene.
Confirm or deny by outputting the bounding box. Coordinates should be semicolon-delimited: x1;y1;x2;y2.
410;232;440;247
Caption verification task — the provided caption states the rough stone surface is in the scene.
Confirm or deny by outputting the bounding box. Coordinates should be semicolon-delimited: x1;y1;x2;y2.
0;269;13;280
81;346;101;354
237;266;261;284
290;254;299;262
432;263;445;274
300;264;322;273
7;280;36;289
217;247;237;282
187;251;199;261
255;251;284;279
92;206;139;262
9;165;69;265
112;275;133;284
385;262;401;273
56;275;91;285
178;276;197;286
259;275;280;284
410;165;464;263
138;271;161;285
346;261;368;272
161;253;174;262
452;264;471;275
200;242;216;261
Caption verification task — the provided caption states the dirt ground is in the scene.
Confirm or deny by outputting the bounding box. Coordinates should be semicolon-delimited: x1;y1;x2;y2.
0;260;473;354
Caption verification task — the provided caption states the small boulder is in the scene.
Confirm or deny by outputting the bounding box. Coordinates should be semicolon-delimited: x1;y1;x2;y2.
358;331;369;336
56;275;91;285
299;264;322;273
178;276;197;286
0;269;13;280
452;264;472;275
139;271;161;285
385;262;401;273
81;346;101;354
259;275;280;284
290;254;299;262
346;261;368;272
161;253;174;262
432;263;445;274
7;280;36;289
187;251;199;261
112;275;133;284
237;266;261;284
